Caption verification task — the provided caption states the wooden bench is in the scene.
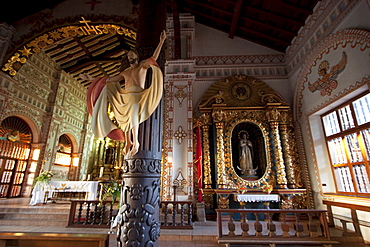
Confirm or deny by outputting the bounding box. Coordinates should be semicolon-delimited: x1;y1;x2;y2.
323;199;370;237
0;232;109;247
216;209;340;247
332;213;370;236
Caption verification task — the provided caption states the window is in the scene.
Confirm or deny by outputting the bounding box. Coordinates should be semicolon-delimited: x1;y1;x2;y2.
322;92;370;195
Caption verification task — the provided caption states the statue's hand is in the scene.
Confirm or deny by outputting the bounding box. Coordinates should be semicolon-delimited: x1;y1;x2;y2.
79;73;94;81
160;30;166;42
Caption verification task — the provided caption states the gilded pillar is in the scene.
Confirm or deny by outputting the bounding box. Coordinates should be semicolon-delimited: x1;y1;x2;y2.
201;125;212;188
279;112;297;188
266;107;287;189
212;108;227;188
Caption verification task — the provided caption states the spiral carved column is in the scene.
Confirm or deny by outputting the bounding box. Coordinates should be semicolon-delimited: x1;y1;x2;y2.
280;123;297;188
266;107;288;189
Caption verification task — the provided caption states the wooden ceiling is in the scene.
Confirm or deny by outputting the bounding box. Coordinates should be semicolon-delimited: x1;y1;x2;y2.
170;0;320;52
1;0;320;87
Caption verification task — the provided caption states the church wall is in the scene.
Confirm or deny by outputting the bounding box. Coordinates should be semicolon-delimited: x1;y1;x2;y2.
0;49;91;188
193;23;281;56
289;0;370;241
191;24;291;106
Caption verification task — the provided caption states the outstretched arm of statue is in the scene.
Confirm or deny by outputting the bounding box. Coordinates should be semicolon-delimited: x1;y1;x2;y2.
152;30;167;61
79;73;124;83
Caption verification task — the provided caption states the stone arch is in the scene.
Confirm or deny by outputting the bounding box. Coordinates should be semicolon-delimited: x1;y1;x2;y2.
58;132;79;154
0;113;40;143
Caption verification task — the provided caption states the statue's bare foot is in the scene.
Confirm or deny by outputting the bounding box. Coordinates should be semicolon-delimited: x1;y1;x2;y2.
130;142;140;156
122;141;132;158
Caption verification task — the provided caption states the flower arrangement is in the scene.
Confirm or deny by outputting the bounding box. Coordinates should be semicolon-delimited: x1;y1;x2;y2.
262;184;273;194
99;180;122;208
34;170;54;183
236;183;247;194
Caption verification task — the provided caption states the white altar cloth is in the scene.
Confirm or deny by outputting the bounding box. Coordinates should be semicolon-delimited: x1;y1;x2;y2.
30;181;99;205
235;194;280;203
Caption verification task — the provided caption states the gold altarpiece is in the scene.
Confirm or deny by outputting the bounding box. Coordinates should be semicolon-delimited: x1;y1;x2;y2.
195;75;308;213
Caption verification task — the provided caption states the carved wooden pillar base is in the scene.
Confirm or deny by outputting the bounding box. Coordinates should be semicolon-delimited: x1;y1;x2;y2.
117;158;161;247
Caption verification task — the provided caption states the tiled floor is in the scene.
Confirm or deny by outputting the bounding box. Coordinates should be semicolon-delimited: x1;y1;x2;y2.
1;198;370;247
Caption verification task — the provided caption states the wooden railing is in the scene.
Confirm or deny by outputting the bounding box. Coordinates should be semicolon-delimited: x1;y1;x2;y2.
68;200;118;228
68;200;194;229
216;209;339;246
160;201;193;229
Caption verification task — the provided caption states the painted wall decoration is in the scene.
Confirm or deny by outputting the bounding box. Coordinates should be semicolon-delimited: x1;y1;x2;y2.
308;52;347;96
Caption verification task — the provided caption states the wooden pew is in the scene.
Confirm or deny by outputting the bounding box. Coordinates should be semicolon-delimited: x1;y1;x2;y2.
0;232;109;247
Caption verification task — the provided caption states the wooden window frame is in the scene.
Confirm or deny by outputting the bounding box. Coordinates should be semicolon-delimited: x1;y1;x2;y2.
321;91;370;196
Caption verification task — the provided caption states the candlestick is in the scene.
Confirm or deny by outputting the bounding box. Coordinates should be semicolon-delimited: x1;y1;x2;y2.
99;167;104;177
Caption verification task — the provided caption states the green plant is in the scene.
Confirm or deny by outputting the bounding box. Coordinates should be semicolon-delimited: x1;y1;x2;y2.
33;170;54;187
99;180;121;208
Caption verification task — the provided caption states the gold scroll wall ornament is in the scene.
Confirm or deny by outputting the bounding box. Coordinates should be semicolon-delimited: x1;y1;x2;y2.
2;17;136;76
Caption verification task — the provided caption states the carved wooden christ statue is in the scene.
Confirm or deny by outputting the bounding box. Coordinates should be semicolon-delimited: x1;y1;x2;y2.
80;30;166;157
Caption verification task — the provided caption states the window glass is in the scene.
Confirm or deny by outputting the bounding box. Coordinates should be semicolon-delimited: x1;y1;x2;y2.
353;164;370;193
361;128;370;161
344;133;363;163
322;111;340;136
353;93;370;125
334;166;354;192
328;137;347;164
338;105;355;131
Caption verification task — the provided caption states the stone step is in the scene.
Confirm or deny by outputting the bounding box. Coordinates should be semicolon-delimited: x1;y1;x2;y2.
0;219;68;227
0;204;71;227
0;212;68;220
0;207;69;214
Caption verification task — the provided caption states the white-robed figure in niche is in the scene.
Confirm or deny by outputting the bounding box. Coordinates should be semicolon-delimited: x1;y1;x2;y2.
237;130;256;176
80;30;166;157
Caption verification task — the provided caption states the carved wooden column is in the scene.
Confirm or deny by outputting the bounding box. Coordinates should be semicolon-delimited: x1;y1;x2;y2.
212;107;227;188
280;112;297;189
117;0;165;246
266;107;288;189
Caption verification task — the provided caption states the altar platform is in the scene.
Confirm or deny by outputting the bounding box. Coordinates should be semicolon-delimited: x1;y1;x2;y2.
0;198;367;247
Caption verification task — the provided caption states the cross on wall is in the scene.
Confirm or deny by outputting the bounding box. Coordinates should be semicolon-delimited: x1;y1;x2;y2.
86;0;102;11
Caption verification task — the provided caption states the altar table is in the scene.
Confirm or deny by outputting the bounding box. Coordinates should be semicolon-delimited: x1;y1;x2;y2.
235;194;280;203
234;194;280;210
30;181;99;205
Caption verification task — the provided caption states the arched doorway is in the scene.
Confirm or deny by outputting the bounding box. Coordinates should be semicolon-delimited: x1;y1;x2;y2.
0;116;32;198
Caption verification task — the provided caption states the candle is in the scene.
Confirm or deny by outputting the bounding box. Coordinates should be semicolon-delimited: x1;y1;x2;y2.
87;174;91;181
99;167;104;177
82;174;87;181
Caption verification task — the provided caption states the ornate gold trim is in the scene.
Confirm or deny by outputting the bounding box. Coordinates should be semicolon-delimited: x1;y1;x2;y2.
2;17;136;76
